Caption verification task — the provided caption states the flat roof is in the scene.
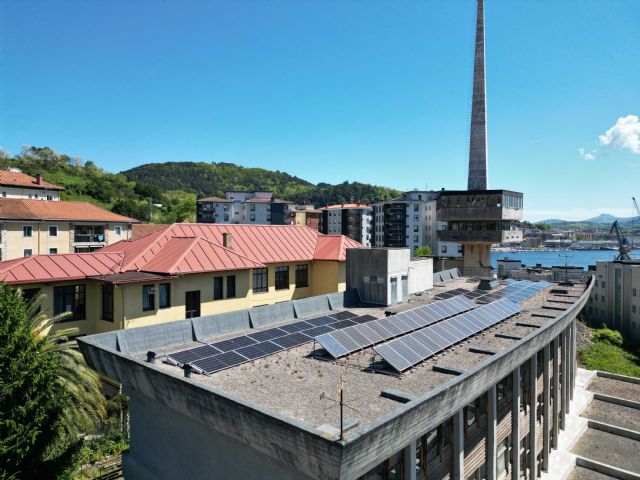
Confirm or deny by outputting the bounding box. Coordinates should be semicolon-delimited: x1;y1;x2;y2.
144;279;587;430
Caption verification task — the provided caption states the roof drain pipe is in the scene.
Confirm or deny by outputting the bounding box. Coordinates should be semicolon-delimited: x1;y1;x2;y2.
183;364;192;378
146;351;156;364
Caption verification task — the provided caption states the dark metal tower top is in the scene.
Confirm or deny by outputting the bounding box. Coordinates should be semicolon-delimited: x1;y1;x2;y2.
468;0;488;190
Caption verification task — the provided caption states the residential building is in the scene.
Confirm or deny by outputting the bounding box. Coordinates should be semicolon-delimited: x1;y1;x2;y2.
0;168;64;200
321;203;372;246
196;191;291;225
585;259;640;341
293;208;323;232
0;223;364;335
372;191;462;257
78;269;590;480
0;198;137;260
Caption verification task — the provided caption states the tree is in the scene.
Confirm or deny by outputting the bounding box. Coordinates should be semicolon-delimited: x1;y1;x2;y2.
414;245;433;257
0;285;106;478
0;283;67;477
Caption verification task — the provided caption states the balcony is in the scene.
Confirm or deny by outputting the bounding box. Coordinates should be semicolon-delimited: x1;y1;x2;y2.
74;226;105;244
438;229;523;244
437;190;523;222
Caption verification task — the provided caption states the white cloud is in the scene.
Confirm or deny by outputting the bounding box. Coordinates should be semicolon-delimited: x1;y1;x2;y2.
599;114;640;154
578;148;596;160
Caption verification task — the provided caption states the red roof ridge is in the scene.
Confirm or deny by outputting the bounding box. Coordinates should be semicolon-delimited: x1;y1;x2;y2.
176;235;265;267
150;236;200;274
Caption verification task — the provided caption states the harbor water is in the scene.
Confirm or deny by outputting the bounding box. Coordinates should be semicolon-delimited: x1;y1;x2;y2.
490;250;640;270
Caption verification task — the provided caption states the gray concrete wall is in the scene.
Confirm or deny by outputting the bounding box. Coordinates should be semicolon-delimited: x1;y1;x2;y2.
346;248;410;306
408;258;433;294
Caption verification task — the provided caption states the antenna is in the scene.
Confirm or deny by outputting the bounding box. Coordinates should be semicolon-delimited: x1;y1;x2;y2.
558;253;574;282
319;370;359;441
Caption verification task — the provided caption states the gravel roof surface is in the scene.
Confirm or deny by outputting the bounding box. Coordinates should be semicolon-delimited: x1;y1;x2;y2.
567;466;616;480
153;280;587;430
580;399;640;431
588;376;640;403
571;428;640;474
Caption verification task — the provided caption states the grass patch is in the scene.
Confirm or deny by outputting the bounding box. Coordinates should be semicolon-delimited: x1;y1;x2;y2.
579;340;640;378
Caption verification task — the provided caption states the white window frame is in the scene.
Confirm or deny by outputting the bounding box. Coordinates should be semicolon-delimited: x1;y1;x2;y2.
23;225;33;237
49;247;58;254
23;249;32;257
115;225;122;236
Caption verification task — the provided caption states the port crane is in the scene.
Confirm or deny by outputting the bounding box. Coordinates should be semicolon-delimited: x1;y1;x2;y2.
610;220;631;261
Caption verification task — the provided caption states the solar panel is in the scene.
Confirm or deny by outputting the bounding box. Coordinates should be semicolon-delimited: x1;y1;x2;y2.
375;299;522;372
279;321;312;334
272;332;311;349
315;295;477;358
167;344;221;366
191;355;227;374
247;327;287;342
329;311;357;320
333;319;357;329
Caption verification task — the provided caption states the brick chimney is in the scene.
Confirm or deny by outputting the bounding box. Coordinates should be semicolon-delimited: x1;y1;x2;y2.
223;232;233;250
35;173;43;185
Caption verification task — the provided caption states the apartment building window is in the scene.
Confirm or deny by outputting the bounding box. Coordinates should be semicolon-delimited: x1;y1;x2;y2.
441;245;447;254
102;284;114;321
253;268;268;293
142;285;155;311
295;264;309;287
414;215;419;222
54;285;86;321
214;276;224;300
633;305;637;314
275;266;289;290
250;214;256;222
414;204;419;212
250;204;256;211
49;248;57;254
413;225;418;232
595;280;599;287
23;249;32;257
224;214;229;221
634;288;637;296
48;225;58;237
227;276;236;298
159;283;171;308
23;225;32;237
46;195;54;201
22;288;41;314
466;464;487;480
497;436;511;479
115;226;122;236
602;281;606;288
458;245;464;254
414;235;419;243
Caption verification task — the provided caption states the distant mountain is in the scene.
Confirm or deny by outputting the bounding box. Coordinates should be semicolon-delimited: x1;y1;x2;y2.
122;162;401;206
538;214;640;227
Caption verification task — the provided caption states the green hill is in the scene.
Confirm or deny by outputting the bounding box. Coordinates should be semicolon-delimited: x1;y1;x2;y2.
121;162;400;205
0;147;401;223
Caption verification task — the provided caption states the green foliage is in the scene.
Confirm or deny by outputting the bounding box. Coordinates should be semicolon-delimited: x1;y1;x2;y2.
0;283;68;478
414;245;433;257
578;339;640;378
591;326;624;347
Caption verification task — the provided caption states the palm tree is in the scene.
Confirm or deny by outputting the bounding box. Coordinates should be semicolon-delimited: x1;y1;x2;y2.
26;293;106;452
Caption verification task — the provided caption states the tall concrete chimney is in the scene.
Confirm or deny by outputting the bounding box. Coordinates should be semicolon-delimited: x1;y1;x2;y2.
223;232;233;250
468;0;488;191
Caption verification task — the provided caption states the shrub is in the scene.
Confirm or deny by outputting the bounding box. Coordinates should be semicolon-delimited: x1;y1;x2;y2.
592;327;623;347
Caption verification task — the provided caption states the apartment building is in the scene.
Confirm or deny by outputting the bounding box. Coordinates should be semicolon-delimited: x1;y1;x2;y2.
196;191;291;225
372;191;462;257
293;208;323;232
321;203;373;246
0;168;64;200
585;259;640;341
0;198;137;260
1;223;364;336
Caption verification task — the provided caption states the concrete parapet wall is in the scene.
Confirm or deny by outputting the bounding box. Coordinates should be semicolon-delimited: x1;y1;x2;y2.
192;310;251;342
249;302;296;328
293;295;331;318
116;319;194;354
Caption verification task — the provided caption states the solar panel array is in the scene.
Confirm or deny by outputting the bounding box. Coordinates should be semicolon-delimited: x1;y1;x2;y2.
166;310;378;374
374;299;522;372
434;280;550;305
314;296;476;359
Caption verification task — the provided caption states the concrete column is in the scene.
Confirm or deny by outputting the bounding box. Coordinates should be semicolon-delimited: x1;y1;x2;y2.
552;337;560;446
572;319;577;394
403;440;417;480
560;332;567;427
542;344;550;472
564;328;571;415
511;367;520;480
529;355;537;480
568;322;574;402
488;385;497;480
453;410;465;480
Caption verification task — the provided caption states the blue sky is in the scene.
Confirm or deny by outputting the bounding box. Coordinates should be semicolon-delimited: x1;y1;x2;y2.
1;1;639;222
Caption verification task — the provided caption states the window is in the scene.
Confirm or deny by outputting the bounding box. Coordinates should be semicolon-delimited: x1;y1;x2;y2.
1;192;5;197
413;225;418;232
48;225;58;237
295;264;309;287
633;305;637;314
23;249;32;257
250;214;256;222
634;288;637;296
214;276;224;300
115;226;122;236
602;281;606;288
253;268;268;293
46;195;54;200
159;283;171;308
102;284;114;321
226;276;236;298
54;285;86;321
49;248;58;254
275;266;289;290
22;288;41;313
595;280;599;287
224;214;229;221
441;245;447;254
143;285;155;311
23;226;32;237
497;435;511;478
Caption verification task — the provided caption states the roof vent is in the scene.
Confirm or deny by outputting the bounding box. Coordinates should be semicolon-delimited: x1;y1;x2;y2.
36;173;43;185
9;167;21;173
183;364;192;378
223;232;233;250
146;351;156;364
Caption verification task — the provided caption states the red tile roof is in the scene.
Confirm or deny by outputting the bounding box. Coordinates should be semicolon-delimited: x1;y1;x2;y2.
0;252;124;284
141;236;263;274
322;203;371;209
197;197;233;203
243;198;291;204
132;223;168;240
0;223;366;284
0;198;139;223
0;169;64;191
